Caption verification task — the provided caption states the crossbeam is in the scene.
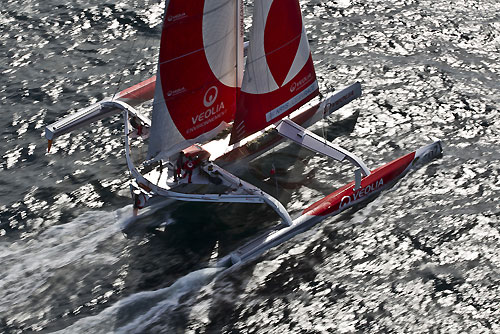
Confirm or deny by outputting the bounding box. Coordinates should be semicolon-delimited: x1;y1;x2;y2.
117;103;293;227
275;118;371;177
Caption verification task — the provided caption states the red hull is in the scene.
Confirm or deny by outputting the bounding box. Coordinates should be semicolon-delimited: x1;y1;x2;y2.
218;141;442;267
303;142;442;217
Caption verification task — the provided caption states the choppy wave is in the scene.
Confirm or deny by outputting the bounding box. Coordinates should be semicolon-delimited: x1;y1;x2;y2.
0;206;131;332
53;267;223;334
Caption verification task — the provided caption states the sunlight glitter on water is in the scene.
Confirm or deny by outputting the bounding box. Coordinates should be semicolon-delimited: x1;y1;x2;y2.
0;0;499;332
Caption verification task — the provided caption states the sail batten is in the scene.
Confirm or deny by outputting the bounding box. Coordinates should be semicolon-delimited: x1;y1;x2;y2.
157;47;205;66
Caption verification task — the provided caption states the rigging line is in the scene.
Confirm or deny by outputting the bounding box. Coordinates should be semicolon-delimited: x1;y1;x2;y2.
321;104;328;144
112;36;137;100
128;26;156;80
113;0;160;99
273;163;279;199
271;146;279;199
321;117;327;143
245;32;303;65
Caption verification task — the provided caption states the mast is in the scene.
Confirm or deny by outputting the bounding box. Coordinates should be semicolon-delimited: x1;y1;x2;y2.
236;0;244;88
235;0;239;89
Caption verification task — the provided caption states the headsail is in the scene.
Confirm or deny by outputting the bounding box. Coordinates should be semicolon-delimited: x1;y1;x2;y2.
229;0;319;144
148;0;244;159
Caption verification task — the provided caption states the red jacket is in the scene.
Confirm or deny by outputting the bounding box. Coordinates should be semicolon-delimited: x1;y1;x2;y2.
183;160;196;171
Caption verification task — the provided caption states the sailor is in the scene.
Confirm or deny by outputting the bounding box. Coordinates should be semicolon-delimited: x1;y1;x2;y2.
182;156;195;183
174;151;184;182
129;115;143;136
132;190;145;216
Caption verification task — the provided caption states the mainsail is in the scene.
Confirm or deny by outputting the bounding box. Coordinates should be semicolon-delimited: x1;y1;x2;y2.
229;0;319;144
148;0;244;159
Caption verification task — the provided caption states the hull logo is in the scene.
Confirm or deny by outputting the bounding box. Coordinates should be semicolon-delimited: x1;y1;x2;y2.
339;178;384;210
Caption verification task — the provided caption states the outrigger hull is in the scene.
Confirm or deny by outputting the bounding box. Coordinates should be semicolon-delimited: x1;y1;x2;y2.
217;140;442;267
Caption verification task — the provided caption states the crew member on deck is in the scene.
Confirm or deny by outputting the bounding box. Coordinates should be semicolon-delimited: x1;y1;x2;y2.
129;116;143;136
182;156;195;183
174;151;184;182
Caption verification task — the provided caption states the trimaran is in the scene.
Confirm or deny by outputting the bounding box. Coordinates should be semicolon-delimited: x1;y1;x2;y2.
45;0;442;267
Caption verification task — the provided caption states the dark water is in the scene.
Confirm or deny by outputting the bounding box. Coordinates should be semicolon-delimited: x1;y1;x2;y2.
1;0;499;333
